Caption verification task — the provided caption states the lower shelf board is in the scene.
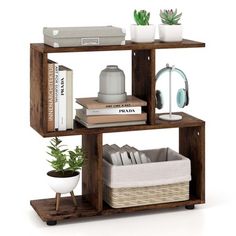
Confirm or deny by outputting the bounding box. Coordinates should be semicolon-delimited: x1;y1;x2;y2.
30;195;204;223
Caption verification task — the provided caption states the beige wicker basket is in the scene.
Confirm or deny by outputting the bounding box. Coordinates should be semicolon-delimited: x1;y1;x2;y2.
103;148;191;208
103;182;189;208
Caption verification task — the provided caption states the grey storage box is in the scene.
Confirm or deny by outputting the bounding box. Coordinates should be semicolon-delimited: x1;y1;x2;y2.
103;148;191;208
43;26;126;48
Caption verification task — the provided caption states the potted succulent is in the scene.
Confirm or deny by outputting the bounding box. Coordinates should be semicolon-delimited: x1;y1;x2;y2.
47;137;85;210
131;9;156;43
158;9;183;42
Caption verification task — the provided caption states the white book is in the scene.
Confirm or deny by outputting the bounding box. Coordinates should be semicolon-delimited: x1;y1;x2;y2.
58;67;67;131
66;69;73;129
54;63;59;129
103;144;122;165
83;106;142;116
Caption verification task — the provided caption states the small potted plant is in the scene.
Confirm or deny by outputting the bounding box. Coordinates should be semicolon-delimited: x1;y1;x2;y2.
131;9;156;43
158;9;183;42
47;137;85;210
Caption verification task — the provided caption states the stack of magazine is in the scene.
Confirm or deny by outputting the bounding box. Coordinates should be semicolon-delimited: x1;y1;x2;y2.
75;95;147;128
103;144;151;165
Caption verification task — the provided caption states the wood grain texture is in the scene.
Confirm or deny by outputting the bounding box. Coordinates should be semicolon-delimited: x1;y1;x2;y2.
179;125;205;202
132;49;156;124
30;45;48;135
40;112;204;137
30;195;202;223
82;133;103;211
31;39;205;53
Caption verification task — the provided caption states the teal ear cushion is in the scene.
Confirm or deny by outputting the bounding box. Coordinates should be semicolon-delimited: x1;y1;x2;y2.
156;90;164;109
177;89;187;108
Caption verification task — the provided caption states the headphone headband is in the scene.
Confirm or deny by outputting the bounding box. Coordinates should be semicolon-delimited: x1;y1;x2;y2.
155;65;189;105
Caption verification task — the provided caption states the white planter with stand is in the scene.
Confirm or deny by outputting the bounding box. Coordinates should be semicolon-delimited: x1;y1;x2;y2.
131;24;156;43
158;24;182;42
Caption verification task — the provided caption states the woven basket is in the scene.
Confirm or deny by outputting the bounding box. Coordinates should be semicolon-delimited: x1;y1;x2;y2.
103;182;189;208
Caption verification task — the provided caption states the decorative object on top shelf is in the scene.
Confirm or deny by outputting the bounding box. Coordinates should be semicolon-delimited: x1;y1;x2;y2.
98;65;127;103
43;26;126;48
155;63;189;121
158;9;183;42
131;9;156;43
47;137;85;211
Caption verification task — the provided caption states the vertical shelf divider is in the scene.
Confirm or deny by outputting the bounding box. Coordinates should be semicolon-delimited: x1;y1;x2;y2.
82;133;103;211
132;49;156;125
179;125;205;202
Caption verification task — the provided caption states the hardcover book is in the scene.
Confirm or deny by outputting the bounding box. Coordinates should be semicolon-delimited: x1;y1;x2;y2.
76;109;147;124
47;60;56;132
75;116;146;128
76;95;147;109
82;106;142;115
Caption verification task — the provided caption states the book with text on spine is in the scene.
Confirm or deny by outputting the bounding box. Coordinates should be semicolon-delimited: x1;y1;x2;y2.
76;95;147;109
47;60;56;132
82;106;142;115
76;109;147;124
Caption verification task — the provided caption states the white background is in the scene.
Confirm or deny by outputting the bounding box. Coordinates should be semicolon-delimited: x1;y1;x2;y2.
1;0;236;235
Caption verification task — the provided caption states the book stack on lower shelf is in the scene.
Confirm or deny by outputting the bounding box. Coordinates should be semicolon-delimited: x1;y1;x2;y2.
75;95;147;128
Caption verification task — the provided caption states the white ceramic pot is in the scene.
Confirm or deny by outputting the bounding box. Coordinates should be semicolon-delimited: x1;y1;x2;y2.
47;171;80;194
158;24;183;42
130;24;156;43
98;65;127;103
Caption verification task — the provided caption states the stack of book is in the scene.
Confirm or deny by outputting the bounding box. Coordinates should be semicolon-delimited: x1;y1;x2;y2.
47;60;73;131
75;95;147;128
103;144;151;165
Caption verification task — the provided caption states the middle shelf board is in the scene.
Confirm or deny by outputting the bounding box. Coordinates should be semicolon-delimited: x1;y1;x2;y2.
37;112;205;137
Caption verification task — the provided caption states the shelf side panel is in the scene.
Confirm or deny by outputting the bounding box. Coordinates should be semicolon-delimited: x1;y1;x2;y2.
179;125;205;202
82;133;103;211
132;49;156;125
30;46;48;134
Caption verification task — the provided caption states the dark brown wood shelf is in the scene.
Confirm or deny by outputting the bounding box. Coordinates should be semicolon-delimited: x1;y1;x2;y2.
30;195;203;223
31;39;205;53
36;112;205;137
30;38;205;225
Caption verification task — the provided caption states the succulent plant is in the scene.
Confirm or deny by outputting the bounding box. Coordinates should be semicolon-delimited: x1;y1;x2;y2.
160;9;182;25
134;9;150;25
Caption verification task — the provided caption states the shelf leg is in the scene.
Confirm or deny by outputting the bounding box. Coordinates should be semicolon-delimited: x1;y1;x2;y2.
70;191;77;207
47;221;57;226
56;193;61;211
185;205;195;210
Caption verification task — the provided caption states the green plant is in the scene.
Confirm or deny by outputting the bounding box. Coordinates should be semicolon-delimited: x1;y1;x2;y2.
47;137;85;173
160;9;182;25
134;9;150;25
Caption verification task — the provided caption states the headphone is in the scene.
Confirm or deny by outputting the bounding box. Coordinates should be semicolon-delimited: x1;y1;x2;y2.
155;64;189;109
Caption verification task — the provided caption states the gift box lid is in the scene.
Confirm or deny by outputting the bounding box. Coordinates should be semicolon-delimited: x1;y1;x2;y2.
43;26;126;38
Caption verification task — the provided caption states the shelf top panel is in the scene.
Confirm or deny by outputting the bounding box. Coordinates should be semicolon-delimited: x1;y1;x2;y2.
31;39;205;53
38;112;205;138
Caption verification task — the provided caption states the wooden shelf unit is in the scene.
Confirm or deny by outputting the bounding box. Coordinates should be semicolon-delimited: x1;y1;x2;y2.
30;39;205;225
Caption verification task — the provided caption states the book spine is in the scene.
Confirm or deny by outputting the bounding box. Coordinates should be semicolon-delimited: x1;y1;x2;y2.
84;106;141;115
76;109;146;124
47;62;55;131
58;70;67;131
54;63;59;129
66;70;73;129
